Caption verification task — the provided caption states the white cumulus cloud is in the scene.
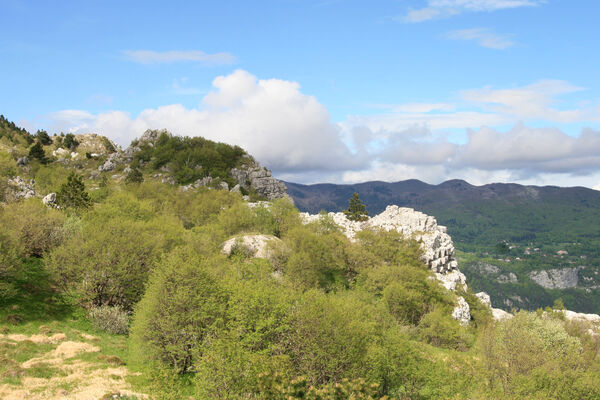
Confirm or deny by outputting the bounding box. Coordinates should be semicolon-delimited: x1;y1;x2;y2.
49;70;366;174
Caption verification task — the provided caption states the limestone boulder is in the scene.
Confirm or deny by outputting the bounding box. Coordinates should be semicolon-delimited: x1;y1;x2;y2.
222;234;283;259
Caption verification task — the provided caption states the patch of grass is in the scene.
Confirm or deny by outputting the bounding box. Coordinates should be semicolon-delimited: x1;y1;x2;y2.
24;362;67;379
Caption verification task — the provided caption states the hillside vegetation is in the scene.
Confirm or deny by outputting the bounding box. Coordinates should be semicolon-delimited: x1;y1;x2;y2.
1;117;600;399
286;180;600;313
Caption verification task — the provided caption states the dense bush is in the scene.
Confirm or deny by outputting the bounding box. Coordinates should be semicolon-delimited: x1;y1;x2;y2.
88;305;130;334
0;199;66;257
133;131;247;185
130;250;229;374
47;214;182;309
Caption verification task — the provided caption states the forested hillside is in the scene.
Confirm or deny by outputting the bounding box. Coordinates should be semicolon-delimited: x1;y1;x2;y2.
286;180;600;313
2;117;600;399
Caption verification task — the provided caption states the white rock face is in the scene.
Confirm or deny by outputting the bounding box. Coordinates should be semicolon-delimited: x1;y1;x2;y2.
492;308;513;321
562;310;600;324
300;205;465;282
452;296;471;326
222;234;282;259
475;292;492;308
529;268;580;289
6;176;35;199
42;192;57;207
300;205;469;324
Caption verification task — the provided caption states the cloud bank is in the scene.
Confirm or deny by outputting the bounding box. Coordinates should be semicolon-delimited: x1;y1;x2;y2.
49;70;600;187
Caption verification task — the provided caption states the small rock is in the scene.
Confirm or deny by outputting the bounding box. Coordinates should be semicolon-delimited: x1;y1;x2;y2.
16;156;29;166
42;192;57;207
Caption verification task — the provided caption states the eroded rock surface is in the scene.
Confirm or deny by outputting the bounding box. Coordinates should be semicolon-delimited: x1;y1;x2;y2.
231;165;288;200
529;267;580;289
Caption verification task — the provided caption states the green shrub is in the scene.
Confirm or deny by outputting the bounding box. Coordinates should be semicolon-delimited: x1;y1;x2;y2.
0;199;66;257
56;172;91;211
283;290;377;386
88;305;129;334
130;250;229;374
46;216;178;309
418;307;472;350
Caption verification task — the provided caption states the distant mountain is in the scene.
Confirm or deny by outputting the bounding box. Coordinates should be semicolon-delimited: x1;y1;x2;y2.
286;179;600;312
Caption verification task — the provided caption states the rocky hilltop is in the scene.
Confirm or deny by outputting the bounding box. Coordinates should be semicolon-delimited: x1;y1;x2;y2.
299;205;477;324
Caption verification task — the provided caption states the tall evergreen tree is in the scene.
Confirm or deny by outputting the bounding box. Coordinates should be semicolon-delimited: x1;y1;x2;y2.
28;141;48;164
344;192;369;222
36;129;52;145
57;172;91;211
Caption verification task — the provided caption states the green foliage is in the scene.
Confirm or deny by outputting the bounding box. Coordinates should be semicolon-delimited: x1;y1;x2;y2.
36;130;52;145
344;192;369;221
284;226;349;290
479;311;584;397
283;290;376;386
0;114;33;146
56;172;91;211
125;167;144;184
28;141;48;164
88;305;130;334
418;307;472;350
134;130;247;185
130;250;229;374
63;133;79;150
258;373;392;400
0;199;66;257
47;214;180;309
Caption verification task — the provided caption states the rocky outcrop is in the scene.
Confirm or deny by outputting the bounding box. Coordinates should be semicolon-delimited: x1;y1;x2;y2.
529;268;580;289
300;205;463;280
452;297;471;326
6;176;35;200
475;292;491;308
299;205;469;323
222;234;282;259
16;156;28;166
230;165;288;200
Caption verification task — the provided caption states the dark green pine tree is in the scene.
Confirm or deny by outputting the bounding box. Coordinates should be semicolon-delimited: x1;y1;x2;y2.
28;141;49;164
36;129;52;145
57;172;92;211
344;192;369;222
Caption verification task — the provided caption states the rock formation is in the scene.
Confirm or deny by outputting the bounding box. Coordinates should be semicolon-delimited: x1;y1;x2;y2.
230;165;288;201
299;205;470;323
222;234;282;259
529;267;580;289
6;176;35;200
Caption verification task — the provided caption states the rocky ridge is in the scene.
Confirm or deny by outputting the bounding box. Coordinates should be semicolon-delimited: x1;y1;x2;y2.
299;205;471;324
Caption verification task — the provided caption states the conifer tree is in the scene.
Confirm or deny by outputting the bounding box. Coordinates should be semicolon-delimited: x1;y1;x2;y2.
36;129;52;145
344;192;369;221
57;172;91;210
28;141;48;164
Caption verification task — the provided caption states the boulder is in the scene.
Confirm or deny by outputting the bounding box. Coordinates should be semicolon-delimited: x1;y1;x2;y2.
98;160;115;172
452;297;471;326
42;192;57;207
475;292;492;308
222;234;282;259
16;156;29;166
492;308;513;321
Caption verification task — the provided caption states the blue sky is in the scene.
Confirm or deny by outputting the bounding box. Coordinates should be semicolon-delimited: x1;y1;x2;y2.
1;0;599;187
